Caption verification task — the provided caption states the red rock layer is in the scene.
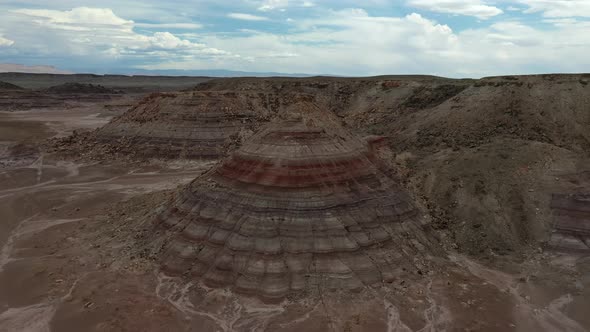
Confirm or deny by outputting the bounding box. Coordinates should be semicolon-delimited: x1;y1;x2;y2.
152;119;437;299
550;194;590;251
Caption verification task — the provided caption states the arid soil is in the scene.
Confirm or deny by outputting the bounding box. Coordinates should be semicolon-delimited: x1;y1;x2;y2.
0;74;589;331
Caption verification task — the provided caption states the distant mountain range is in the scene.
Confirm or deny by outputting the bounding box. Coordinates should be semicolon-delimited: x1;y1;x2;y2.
0;63;314;78
114;68;314;78
0;63;74;75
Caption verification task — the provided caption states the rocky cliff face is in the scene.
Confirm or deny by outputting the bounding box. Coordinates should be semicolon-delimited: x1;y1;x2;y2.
146;117;438;299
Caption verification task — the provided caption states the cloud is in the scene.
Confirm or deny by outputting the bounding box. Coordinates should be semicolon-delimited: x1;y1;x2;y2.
150;9;590;77
227;13;269;21
13;7;133;26
148;12;462;74
258;0;289;11
2;7;234;66
13;7;204;31
135;23;203;29
1;4;590;76
144;32;196;49
506;6;522;12
257;0;314;11
0;35;14;47
407;0;503;19
516;0;590;17
266;52;299;58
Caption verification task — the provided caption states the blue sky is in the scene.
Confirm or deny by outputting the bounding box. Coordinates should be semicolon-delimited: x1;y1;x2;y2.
0;0;589;77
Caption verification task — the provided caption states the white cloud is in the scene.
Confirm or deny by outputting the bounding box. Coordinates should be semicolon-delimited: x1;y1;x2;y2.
13;7;132;26
145;9;590;77
227;13;269;21
135;23;203;29
2;4;590;76
3;7;233;62
148;12;462;74
542;18;580;26
0;35;14;47
144;32;195;49
257;0;314;11
266;52;299;58
407;0;503;19
516;0;590;17
258;0;289;11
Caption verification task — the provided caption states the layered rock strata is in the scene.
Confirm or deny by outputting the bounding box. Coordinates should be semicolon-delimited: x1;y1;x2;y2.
550;193;590;252
151;118;437;299
96;91;270;159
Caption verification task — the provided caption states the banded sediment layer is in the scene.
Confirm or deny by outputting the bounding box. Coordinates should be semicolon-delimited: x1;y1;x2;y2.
95;91;271;159
93;91;327;159
150;117;437;299
51;74;590;256
550;193;590;251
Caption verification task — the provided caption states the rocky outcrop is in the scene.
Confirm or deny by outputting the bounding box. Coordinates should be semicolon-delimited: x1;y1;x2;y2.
44;82;121;94
50;76;470;160
94;91;267;159
149;117;437;299
550;193;590;252
48;75;590;257
94;91;330;159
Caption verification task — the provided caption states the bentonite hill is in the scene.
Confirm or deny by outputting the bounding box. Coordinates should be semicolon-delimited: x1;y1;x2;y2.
1;73;589;331
148;115;438;299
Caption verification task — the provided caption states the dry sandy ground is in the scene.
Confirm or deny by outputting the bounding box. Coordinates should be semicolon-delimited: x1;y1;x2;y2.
0;104;589;331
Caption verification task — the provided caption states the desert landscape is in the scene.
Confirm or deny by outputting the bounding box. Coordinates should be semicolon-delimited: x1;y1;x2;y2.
0;73;589;332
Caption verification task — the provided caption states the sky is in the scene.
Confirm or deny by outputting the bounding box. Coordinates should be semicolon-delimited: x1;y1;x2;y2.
0;0;589;77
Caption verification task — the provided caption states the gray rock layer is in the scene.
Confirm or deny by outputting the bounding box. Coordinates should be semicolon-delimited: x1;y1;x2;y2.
152;119;438;299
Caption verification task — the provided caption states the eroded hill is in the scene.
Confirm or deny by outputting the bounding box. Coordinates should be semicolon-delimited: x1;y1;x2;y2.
47;74;590;258
3;74;590;331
